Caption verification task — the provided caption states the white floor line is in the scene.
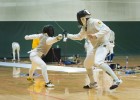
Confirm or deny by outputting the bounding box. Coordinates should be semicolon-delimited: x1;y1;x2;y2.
0;62;86;73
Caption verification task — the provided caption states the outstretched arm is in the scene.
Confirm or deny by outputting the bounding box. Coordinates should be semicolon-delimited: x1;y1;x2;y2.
67;29;86;40
67;33;84;40
25;34;42;40
46;34;62;45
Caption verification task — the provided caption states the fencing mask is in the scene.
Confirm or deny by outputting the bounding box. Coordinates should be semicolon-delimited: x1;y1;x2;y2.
42;25;54;37
77;9;91;26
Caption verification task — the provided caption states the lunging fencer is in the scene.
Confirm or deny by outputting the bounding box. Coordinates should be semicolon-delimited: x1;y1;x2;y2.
65;9;122;90
24;25;62;87
12;42;20;61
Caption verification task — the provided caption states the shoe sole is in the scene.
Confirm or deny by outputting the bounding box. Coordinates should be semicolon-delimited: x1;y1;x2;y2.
110;80;122;90
45;85;54;88
110;85;118;90
83;86;92;89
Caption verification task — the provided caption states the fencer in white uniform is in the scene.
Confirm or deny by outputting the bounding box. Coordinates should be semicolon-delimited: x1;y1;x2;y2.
66;9;122;90
12;42;20;61
25;25;62;87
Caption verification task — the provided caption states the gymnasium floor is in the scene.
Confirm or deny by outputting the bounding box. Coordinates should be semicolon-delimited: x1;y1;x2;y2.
0;56;140;100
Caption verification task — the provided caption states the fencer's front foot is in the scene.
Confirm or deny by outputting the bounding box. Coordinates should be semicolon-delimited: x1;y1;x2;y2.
110;79;122;90
83;85;92;89
45;81;55;88
83;82;98;89
27;77;34;83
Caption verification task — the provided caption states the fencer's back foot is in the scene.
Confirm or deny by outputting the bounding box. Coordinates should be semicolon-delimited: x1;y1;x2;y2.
27;77;34;83
45;81;55;87
110;79;122;90
83;85;92;89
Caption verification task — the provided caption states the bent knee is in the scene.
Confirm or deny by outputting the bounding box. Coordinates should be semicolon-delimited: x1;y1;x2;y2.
84;62;93;68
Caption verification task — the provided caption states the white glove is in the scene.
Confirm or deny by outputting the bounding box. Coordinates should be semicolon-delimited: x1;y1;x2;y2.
63;35;67;42
56;34;63;40
24;35;29;40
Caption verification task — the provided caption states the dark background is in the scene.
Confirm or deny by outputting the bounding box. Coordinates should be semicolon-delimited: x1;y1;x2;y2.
0;21;140;59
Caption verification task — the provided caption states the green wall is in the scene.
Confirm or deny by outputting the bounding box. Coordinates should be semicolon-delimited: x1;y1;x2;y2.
0;21;140;59
106;21;140;56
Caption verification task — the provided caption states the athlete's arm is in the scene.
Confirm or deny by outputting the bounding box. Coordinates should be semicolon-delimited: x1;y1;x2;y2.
67;29;85;40
46;34;62;45
25;33;42;40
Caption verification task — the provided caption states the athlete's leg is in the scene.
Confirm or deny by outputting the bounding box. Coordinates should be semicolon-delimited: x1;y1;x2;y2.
94;45;121;89
16;46;20;61
84;54;95;84
12;48;16;60
83;47;98;88
29;62;37;78
30;55;49;83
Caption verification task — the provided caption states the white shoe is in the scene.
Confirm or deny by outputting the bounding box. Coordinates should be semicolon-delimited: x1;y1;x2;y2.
110;79;122;90
90;82;98;89
45;81;55;87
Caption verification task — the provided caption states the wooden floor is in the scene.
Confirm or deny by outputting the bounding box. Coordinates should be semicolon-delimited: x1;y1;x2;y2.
0;56;140;100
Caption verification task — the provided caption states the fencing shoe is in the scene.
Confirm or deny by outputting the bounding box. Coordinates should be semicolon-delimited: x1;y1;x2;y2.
27;77;34;83
83;82;98;89
83;85;92;89
45;81;55;87
110;79;122;90
90;82;98;88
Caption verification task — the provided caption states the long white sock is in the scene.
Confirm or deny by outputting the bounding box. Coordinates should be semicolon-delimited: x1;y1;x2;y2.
86;68;95;83
13;51;15;60
41;66;49;83
29;68;35;78
85;74;90;85
99;63;119;81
